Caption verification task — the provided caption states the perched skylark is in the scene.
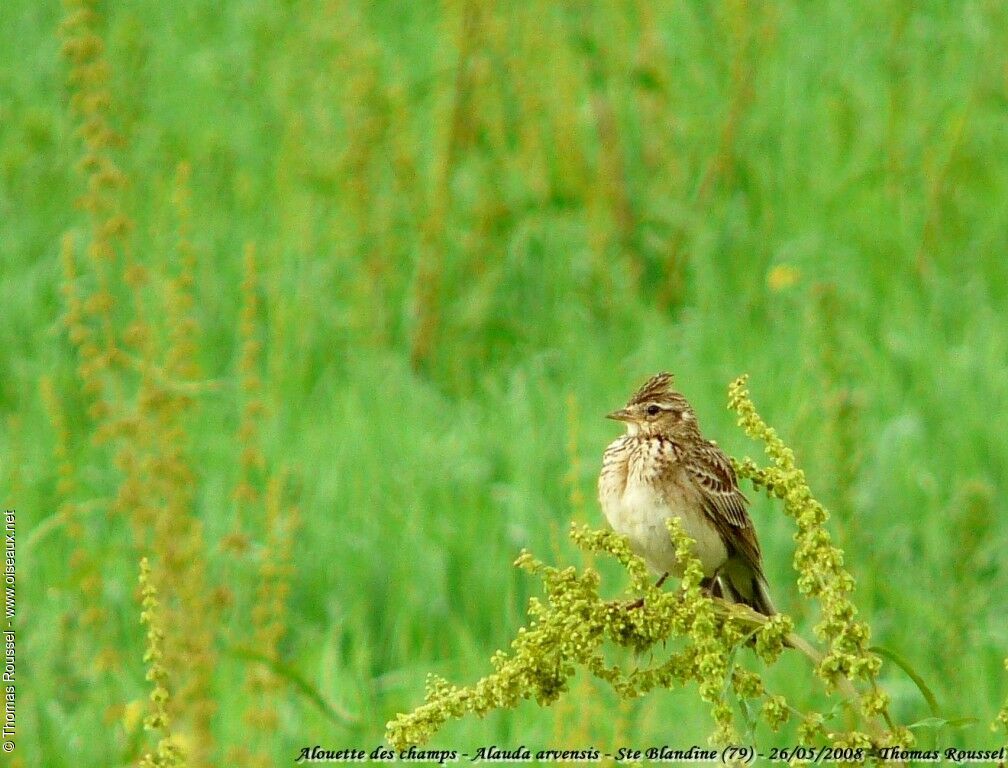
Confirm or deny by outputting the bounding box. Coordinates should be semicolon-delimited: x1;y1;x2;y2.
598;372;775;615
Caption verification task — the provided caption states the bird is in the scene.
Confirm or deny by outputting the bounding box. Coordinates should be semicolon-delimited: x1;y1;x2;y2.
597;372;776;616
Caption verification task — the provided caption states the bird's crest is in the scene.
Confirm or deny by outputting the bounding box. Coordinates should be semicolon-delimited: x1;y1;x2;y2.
627;372;683;406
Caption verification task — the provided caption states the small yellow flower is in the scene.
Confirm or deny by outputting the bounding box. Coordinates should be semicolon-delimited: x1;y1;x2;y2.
762;694;789;731
996;657;1008;735
767;263;801;291
122;699;145;733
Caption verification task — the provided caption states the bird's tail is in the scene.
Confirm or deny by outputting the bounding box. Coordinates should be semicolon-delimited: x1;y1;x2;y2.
719;559;776;617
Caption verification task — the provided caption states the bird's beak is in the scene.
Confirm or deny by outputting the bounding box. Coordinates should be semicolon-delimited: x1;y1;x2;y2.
606;408;633;422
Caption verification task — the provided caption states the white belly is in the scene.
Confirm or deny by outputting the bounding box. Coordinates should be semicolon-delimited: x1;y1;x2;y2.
600;472;727;577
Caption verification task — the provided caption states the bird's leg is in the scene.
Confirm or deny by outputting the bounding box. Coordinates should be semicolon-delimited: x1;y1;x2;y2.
700;572;724;599
621;572;671;611
624;573;715;610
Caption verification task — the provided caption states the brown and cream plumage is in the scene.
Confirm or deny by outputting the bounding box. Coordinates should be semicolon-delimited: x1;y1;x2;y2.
598;372;776;615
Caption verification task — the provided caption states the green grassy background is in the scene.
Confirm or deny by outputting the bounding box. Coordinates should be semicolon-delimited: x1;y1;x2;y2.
4;0;1008;764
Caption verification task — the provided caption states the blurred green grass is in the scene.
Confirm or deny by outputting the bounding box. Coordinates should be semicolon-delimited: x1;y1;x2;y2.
3;0;1008;764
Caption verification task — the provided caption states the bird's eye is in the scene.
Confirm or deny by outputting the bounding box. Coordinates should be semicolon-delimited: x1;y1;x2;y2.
646;405;660;416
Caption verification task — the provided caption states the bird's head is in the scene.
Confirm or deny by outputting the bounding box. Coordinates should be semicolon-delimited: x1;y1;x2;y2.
606;372;700;438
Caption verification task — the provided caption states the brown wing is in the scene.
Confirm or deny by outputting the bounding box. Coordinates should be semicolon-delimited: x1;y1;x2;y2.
685;439;765;576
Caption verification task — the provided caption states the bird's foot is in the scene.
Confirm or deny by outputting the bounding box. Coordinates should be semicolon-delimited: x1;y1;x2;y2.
700;574;724;600
604;597;645;611
605;573;673;612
